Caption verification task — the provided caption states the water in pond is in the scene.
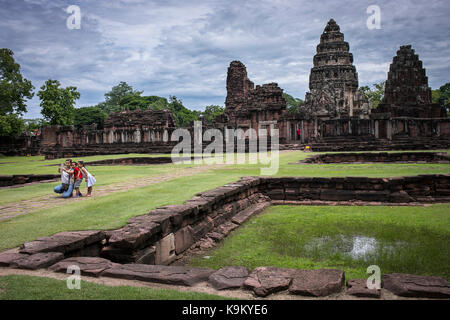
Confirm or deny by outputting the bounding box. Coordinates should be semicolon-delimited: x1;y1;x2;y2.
303;235;406;260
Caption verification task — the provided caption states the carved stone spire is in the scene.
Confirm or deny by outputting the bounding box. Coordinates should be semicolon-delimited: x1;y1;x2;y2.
374;45;447;118
303;19;369;119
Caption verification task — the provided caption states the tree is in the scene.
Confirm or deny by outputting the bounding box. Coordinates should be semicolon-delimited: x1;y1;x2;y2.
432;89;441;104
283;93;304;115
360;81;385;109
38;79;80;125
74;106;107;128
168;96;199;127
101;81;142;114
119;95;168;111
0;48;34;116
0;113;25;137
437;82;450;113
24;118;48;132
201;105;224;124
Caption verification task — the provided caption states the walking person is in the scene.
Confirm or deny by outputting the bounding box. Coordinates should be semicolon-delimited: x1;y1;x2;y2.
78;161;96;197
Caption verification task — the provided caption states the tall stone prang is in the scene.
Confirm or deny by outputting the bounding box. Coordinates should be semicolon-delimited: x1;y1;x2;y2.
374;45;447;118
225;61;255;116
302;19;369;119
224;61;287;129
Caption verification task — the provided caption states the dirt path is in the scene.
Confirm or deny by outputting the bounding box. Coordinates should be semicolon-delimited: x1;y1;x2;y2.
0;164;223;221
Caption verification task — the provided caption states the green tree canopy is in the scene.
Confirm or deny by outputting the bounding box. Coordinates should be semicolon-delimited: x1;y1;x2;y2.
94;82;224;127
167;96;199;127
201;105;224;124
119;95;168;111
0;48;34;116
0;113;25;137
74;106;107;129
24;118;48;132
100;81;142;114
283;93;304;115
437;82;450;113
38;79;80;126
360;81;385;109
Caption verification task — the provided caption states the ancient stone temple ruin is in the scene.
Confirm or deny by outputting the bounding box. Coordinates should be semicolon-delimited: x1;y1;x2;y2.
2;19;449;157
220;61;287;135
41;109;178;159
373;45;446;118
302;19;369;119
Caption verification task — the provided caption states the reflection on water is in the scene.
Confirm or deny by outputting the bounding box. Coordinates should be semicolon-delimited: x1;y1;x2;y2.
350;236;377;258
304;235;405;260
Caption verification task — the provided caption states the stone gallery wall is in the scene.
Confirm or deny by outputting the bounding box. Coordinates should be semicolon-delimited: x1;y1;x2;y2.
283;117;450;143
0;135;41;156
39;117;450;159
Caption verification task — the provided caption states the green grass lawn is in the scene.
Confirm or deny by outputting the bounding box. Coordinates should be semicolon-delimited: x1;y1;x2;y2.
189;205;450;280
0;150;449;300
0;275;230;300
1;150;450;252
0;170;243;251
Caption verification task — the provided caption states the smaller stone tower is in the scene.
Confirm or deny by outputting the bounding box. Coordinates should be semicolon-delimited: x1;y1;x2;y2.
374;45;446;118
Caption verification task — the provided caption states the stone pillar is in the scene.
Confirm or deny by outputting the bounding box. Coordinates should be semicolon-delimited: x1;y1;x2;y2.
286;121;290;141
135;129;141;143
314;118;318;138
301;121;305;143
387;120;392;140
374;120;379;139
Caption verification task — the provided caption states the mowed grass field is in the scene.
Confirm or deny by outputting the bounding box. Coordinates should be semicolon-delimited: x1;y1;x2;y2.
0;150;449;298
0;151;449;251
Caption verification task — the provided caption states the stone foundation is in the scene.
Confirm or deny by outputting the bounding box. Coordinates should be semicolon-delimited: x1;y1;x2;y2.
298;152;450;164
0;174;60;187
6;174;450;264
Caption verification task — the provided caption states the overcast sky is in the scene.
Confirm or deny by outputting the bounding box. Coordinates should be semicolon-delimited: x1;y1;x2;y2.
1;0;449;118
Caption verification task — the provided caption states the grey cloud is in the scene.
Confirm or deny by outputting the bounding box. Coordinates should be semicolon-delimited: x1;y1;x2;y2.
0;0;448;118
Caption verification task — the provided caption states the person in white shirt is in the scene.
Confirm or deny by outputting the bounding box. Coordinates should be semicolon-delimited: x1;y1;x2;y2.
53;159;74;198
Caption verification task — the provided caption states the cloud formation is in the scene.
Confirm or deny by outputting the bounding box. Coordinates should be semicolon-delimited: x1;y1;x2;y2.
0;0;449;118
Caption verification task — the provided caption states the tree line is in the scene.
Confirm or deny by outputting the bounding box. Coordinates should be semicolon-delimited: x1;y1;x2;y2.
0;49;226;137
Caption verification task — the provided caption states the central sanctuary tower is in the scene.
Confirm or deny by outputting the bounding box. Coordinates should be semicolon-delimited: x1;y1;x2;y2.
302;19;369;119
